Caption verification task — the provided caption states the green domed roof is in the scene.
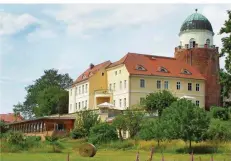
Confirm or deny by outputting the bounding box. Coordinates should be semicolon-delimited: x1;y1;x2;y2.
180;11;213;33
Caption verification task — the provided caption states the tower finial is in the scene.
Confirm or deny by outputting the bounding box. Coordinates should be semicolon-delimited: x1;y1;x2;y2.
195;9;198;13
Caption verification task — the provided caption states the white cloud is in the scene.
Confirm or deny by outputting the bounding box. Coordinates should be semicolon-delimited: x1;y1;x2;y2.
27;28;57;42
45;4;178;36
0;12;39;36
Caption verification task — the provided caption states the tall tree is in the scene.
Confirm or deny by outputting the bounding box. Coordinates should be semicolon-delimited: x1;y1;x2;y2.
144;90;177;118
13;69;73;118
219;10;231;102
112;114;127;141
161;99;210;150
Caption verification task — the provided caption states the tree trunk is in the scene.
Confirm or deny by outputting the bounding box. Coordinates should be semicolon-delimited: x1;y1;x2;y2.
157;140;160;147
189;139;192;152
119;129;123;141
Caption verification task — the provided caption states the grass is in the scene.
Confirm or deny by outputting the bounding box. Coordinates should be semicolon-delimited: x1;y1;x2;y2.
1;151;231;161
1;138;231;161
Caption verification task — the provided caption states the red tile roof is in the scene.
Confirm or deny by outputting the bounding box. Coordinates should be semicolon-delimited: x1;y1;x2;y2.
0;113;24;123
108;53;205;80
73;61;111;85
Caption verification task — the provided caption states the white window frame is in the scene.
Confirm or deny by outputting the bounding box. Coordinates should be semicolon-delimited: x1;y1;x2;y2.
196;83;200;91
164;81;168;89
157;80;161;89
188;83;192;91
176;81;181;90
140;79;145;88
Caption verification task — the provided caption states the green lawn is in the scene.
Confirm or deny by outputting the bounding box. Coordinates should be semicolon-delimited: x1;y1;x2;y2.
1;151;231;161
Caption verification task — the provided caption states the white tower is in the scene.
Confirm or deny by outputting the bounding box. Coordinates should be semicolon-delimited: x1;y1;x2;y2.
179;9;214;49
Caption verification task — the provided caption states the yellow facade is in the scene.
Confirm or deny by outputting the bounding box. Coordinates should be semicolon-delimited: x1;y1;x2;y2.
129;75;205;107
88;67;110;109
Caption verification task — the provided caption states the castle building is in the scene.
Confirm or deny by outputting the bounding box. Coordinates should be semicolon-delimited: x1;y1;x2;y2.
68;9;220;113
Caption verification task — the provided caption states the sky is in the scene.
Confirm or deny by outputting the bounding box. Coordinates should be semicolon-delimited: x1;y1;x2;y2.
0;4;230;114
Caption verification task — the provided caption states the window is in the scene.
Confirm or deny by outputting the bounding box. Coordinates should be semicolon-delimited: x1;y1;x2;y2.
124;98;126;107
119;70;121;74
119;99;122;107
188;83;192;91
120;81;122;90
157;80;161;89
102;72;104;76
85;84;88;93
206;39;210;46
164;81;168;89
158;67;168;73
75;87;78;95
140;98;145;105
82;85;84;94
180;41;182;46
176;82;181;90
196;100;200;106
76;103;77;109
189;38;196;48
70;104;72;111
140;79;145;88
115;71;117;75
196;83;200;91
70;89;72;96
113;100;116;106
113;83;116;90
85;100;87;108
79;87;81;95
82;101;84;108
79;102;80;109
109;84;112;90
136;65;146;71
124;80;127;89
181;69;192;75
123;130;126;138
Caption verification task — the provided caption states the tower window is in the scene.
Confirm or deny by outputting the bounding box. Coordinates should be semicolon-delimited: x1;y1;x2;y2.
206;39;210;46
189;38;196;48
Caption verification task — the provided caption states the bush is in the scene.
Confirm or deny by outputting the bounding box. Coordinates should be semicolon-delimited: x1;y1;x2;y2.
70;128;85;139
106;140;134;150
88;123;118;145
210;106;229;120
45;136;63;153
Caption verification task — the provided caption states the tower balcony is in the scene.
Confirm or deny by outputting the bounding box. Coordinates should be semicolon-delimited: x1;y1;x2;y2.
175;44;219;52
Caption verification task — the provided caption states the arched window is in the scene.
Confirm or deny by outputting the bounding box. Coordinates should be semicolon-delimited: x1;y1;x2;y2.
189;38;196;48
206;39;210;46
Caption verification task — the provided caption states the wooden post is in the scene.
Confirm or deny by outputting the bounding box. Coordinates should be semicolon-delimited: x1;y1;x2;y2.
191;150;194;161
150;146;154;161
67;152;70;161
135;151;139;161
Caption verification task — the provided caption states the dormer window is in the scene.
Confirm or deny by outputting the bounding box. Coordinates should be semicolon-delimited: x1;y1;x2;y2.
157;66;168;73
136;65;146;71
181;69;192;75
82;75;86;79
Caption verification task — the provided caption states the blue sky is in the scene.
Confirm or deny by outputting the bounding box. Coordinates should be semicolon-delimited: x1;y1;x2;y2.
0;4;230;114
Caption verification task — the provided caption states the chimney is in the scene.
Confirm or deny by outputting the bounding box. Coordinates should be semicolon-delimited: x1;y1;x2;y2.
89;63;94;69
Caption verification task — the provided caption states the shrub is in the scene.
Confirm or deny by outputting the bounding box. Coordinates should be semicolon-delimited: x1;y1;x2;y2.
70;128;85;139
210;106;229;120
88;123;118;145
107;140;134;150
45;136;63;153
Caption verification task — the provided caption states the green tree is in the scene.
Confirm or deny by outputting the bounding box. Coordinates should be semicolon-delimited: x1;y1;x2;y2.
36;86;68;116
0;120;8;134
210;106;230;120
219;10;231;102
139;119;163;146
89;123;118;145
72;110;100;139
207;119;231;151
112;114;127;141
123;109;144;138
45;136;63;152
144;90;177;118
13;69;73;118
161;99;210;150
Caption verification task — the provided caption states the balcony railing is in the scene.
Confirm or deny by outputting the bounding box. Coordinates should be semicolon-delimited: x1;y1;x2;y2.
94;89;113;95
176;44;218;50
